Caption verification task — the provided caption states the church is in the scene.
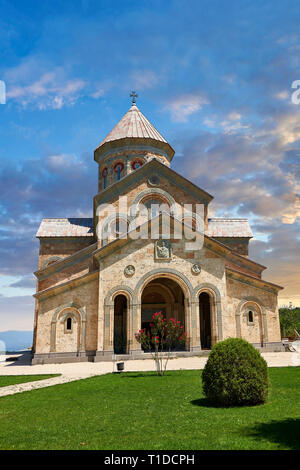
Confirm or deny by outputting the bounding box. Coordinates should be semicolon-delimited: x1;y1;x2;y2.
32;96;283;364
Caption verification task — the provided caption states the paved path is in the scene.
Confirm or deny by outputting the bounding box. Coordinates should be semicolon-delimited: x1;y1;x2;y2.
0;350;299;398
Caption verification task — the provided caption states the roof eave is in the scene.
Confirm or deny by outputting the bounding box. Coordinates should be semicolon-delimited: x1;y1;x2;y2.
94;137;175;162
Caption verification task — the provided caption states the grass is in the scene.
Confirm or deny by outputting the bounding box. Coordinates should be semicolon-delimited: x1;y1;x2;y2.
0;367;299;450
0;375;60;388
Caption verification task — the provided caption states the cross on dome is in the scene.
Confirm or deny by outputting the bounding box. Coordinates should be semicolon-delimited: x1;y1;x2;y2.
130;91;138;104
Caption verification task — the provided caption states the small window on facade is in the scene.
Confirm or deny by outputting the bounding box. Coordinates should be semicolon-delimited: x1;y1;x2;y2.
248;310;254;323
102;167;108;189
132;160;143;170
66;317;72;331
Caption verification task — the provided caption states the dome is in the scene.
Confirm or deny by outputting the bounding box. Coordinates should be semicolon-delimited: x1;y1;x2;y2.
94;103;175;162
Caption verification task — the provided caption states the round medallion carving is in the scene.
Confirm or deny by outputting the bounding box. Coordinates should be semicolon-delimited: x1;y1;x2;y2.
148;175;160;186
124;265;135;277
191;263;201;274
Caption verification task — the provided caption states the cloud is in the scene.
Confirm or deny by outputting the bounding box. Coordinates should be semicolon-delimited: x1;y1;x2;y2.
130;70;159;90
6;70;86;110
0;151;95;278
164;93;209;122
249;220;300;302
275;90;289;101
0;295;34;330
7;275;36;289
170;98;300;303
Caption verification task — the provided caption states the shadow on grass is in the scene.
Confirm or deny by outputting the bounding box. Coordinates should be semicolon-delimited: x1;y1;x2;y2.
190;398;216;408
190;398;266;409
118;372;159;379
118;371;189;379
245;418;300;450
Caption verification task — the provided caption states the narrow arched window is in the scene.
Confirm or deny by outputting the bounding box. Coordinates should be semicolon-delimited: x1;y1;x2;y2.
102;167;108;189
114;162;124;181
109;217;128;238
66;317;72;331
143;197;170;219
248;310;254;323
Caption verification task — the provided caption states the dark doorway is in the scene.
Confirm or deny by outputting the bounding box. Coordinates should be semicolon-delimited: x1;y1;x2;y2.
141;277;185;351
199;292;211;349
114;295;127;354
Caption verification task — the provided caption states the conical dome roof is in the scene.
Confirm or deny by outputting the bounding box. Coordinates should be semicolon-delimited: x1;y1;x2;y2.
94;103;174;161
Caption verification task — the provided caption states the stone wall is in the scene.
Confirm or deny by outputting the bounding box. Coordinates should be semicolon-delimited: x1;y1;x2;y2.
38;237;94;270
213;237;250;256
34;228;281;360
35;276;99;354
226;276;281;344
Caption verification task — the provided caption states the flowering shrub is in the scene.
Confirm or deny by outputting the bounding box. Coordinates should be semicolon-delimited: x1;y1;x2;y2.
135;312;186;376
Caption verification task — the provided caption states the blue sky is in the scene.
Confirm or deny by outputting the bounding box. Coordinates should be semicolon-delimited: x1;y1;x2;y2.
0;0;299;330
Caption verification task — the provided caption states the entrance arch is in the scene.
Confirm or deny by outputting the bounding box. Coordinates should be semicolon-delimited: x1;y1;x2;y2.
141;277;185;350
113;294;127;354
133;268;194;352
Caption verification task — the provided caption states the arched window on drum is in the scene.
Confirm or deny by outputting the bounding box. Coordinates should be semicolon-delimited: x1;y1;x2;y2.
114;162;124;181
102;167;108;189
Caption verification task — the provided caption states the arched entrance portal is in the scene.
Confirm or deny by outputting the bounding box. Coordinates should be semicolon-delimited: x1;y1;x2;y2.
141;277;185;350
113;295;127;354
199;292;212;349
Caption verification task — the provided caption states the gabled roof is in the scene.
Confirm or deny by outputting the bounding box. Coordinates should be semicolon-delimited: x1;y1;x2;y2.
226;267;283;293
94;104;175;161
36;218;94;238
207;218;253;238
35;210;253;240
92;211;265;277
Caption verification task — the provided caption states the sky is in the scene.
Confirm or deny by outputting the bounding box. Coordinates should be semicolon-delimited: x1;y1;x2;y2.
0;0;299;331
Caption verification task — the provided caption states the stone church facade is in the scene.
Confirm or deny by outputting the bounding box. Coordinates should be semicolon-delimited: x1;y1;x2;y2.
32;101;283;364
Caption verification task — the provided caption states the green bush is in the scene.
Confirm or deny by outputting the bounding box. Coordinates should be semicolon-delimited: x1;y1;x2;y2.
202;338;269;406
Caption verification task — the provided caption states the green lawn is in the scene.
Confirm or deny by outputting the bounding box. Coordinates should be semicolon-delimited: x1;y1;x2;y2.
0;375;59;388
0;367;299;450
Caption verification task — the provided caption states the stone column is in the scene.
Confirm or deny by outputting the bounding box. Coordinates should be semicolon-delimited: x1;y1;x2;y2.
128;302;142;355
184;297;192;351
190;300;201;352
235;313;242;339
126;157;132;176
95;301;114;361
95;270;114;361
262;310;268;344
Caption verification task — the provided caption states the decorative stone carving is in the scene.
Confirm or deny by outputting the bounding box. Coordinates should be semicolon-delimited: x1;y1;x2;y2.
191;263;201;274
155;240;171;259
148;175;160;186
124;265;135;277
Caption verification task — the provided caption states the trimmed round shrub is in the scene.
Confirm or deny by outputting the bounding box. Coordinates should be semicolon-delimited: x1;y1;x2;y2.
202;338;269;406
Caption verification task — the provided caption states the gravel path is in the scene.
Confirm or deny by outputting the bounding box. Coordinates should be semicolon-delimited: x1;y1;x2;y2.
0;351;299;398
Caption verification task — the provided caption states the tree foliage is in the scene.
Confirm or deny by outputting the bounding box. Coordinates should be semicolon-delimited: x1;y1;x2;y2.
279;308;300;338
